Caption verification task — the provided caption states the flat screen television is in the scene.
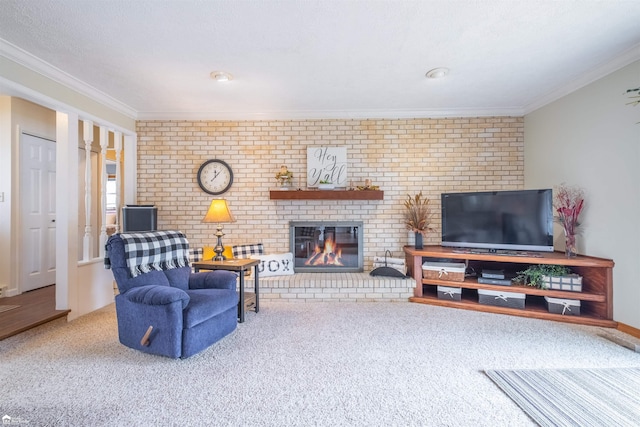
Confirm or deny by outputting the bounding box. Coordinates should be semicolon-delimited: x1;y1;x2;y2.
441;189;554;252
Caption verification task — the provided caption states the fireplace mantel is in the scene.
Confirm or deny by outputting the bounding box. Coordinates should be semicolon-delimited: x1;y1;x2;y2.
270;189;384;200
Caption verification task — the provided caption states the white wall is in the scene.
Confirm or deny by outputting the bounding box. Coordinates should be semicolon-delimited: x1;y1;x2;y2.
525;60;640;328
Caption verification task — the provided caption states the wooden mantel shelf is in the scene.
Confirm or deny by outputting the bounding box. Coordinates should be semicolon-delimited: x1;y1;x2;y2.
269;189;384;200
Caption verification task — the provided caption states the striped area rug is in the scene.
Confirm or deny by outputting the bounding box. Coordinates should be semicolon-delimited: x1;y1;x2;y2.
485;368;640;427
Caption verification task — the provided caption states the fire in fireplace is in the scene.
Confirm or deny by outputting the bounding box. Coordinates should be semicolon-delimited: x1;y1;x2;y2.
305;233;344;266
290;221;364;272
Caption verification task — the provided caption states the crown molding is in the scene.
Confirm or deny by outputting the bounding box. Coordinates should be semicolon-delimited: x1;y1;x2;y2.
524;42;640;115
0;38;137;119
136;107;526;122
0;74;135;135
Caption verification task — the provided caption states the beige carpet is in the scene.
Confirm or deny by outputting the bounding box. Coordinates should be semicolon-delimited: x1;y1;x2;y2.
1;302;639;426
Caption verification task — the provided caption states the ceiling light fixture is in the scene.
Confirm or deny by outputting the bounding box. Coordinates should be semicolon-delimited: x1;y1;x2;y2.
425;68;449;79
210;71;233;82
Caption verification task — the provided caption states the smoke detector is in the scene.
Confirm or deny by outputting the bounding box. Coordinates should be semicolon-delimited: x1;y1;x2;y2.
210;71;233;82
425;68;449;79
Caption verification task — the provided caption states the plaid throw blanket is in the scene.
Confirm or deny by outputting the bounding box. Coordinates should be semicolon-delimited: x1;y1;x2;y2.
105;231;190;278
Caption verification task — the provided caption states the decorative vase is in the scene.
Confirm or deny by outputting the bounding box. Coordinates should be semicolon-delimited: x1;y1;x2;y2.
415;232;424;250
564;230;577;258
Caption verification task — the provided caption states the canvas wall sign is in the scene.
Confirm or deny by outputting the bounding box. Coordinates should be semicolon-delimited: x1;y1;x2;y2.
306;147;347;187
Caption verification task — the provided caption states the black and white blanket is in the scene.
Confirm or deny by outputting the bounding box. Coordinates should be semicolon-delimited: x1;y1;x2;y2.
105;230;190;277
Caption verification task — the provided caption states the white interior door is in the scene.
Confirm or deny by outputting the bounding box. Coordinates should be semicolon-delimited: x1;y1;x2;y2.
20;133;56;292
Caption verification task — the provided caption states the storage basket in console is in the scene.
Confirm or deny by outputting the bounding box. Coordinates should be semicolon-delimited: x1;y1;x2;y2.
422;261;466;282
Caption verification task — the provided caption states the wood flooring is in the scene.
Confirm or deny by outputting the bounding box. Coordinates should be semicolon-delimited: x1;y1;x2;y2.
0;285;70;340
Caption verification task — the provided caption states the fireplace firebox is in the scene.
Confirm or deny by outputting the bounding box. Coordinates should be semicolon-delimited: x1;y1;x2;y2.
290;221;364;272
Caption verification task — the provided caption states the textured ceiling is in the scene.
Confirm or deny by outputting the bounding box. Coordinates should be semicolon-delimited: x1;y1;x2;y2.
1;0;639;120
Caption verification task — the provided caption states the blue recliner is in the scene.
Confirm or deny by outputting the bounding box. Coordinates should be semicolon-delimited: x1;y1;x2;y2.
105;231;239;358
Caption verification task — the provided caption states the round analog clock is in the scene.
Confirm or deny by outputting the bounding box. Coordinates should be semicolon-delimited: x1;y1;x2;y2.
197;159;234;195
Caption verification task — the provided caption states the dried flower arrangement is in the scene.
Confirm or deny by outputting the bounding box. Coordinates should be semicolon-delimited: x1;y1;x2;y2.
554;183;585;257
554;184;584;235
403;192;434;236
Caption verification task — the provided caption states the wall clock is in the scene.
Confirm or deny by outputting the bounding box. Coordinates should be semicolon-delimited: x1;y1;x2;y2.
197;159;234;195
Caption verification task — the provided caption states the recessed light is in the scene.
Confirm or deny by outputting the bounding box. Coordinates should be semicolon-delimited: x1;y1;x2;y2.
210;71;233;82
425;68;449;79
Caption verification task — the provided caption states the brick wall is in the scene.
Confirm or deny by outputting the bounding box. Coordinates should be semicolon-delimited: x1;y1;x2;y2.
135;117;523;269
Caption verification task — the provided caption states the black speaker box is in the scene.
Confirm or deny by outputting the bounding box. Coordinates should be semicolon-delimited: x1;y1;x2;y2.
122;205;157;232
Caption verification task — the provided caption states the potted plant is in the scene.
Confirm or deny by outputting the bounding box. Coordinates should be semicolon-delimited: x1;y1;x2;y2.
625;87;639;124
626;87;639;106
275;165;294;187
318;179;335;190
514;264;581;291
403;191;433;249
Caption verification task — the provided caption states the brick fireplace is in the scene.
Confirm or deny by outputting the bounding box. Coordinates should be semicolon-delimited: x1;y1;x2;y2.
290;221;364;273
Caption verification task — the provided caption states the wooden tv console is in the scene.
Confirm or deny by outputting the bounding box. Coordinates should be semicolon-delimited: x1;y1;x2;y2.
404;245;616;327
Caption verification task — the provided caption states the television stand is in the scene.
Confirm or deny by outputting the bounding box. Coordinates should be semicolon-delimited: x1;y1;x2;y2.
404;245;615;327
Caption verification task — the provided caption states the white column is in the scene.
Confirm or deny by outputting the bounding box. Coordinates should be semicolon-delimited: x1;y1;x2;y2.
99;126;109;256
55;111;79;314
82;120;94;260
114;131;123;234
123;133;137;205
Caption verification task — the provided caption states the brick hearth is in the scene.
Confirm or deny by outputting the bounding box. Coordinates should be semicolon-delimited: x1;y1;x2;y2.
255;272;413;302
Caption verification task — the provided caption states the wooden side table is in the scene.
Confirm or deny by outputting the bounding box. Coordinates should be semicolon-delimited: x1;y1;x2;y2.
192;258;259;323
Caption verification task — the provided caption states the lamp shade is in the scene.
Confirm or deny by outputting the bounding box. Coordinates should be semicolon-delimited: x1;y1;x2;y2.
202;199;235;223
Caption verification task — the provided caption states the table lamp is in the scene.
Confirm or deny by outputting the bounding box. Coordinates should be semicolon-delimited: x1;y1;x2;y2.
202;199;235;261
